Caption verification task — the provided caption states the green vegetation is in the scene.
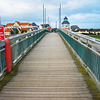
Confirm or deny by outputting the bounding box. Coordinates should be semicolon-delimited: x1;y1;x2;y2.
21;30;27;33
88;35;100;39
81;32;100;39
5;35;14;38
59;33;100;100
0;64;19;91
82;33;100;35
15;29;19;34
11;30;15;35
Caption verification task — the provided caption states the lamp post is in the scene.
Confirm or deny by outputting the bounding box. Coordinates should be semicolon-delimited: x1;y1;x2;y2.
43;4;44;28
59;4;61;28
45;8;46;24
0;16;1;26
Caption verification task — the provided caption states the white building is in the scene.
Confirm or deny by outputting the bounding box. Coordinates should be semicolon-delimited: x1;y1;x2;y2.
62;16;70;29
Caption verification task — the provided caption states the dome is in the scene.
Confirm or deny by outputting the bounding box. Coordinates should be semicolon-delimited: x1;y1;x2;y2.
32;22;37;26
62;21;70;24
64;16;68;20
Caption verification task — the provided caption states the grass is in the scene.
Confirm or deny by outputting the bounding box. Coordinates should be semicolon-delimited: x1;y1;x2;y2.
88;35;100;39
5;35;14;38
59;33;100;100
0;64;19;91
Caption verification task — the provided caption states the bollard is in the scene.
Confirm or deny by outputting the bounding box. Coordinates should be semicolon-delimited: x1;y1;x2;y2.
5;39;12;73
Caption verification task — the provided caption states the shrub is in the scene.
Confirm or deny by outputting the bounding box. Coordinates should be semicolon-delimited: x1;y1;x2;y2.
15;29;19;34
97;33;100;35
89;32;93;35
21;30;27;33
81;33;88;35
10;30;15;35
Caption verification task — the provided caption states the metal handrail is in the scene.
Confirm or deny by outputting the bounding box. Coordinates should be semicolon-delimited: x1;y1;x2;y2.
57;29;100;90
60;28;100;52
62;29;100;44
0;40;6;78
0;29;48;79
7;29;43;43
0;40;5;47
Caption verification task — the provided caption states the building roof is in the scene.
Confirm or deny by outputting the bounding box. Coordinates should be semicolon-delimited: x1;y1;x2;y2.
77;28;100;32
5;21;33;27
16;21;20;25
21;28;27;31
62;16;70;25
5;28;12;32
20;23;29;25
33;27;38;30
64;16;68;20
62;21;70;24
92;29;100;32
41;24;50;28
29;23;31;26
15;21;31;26
2;25;5;27
32;22;37;26
27;28;32;30
12;28;18;31
78;29;88;31
71;25;79;30
5;23;14;27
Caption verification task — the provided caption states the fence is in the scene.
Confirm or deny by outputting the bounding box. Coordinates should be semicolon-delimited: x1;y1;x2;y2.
0;40;6;79
0;29;49;79
57;29;100;88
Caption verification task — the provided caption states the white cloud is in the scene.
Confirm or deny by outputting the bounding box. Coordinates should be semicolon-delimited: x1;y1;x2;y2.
75;23;100;28
45;4;58;10
0;0;31;16
69;13;100;22
68;13;100;28
63;0;95;10
0;0;58;17
0;0;100;28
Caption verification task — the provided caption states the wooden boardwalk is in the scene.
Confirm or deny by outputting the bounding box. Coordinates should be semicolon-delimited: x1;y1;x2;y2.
0;33;92;100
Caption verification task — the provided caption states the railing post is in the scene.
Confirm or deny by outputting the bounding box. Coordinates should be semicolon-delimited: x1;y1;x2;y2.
5;39;12;73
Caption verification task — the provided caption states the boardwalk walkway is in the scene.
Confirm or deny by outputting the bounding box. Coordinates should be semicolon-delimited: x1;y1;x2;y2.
0;33;92;100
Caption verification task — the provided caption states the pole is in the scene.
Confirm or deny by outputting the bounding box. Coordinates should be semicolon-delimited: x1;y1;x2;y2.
48;17;49;24
45;8;46;24
43;4;44;24
59;4;61;28
56;21;57;28
59;8;60;28
60;4;61;28
43;4;45;28
0;16;1;26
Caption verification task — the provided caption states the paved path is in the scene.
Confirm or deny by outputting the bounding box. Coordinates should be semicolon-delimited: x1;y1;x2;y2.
0;33;92;100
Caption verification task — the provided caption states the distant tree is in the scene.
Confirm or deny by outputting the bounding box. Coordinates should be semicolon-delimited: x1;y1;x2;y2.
89;28;93;32
15;29;19;34
98;33;100;35
10;30;14;35
88;28;93;35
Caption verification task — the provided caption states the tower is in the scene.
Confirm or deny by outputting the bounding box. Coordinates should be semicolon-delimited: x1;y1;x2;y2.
62;16;70;29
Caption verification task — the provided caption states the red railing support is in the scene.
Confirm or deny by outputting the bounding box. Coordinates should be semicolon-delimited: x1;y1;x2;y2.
5;39;12;73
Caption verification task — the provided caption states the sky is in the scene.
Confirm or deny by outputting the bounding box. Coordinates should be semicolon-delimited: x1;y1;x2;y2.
0;0;100;28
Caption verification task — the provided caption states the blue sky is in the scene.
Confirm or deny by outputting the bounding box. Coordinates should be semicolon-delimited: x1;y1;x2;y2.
0;0;100;28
